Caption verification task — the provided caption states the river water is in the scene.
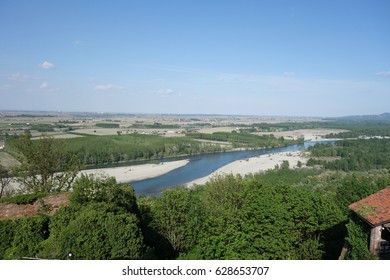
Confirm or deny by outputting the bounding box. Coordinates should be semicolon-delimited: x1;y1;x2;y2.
130;141;333;195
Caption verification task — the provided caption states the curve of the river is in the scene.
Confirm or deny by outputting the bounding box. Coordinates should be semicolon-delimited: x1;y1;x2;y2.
130;141;333;195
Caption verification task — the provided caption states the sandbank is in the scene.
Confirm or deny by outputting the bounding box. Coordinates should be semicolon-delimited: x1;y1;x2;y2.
80;159;189;183
186;150;308;187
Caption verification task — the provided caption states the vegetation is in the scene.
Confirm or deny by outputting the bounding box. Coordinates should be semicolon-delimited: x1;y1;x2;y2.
324;122;390;138
29;123;55;132
0;173;346;260
0;164;11;198
187;131;301;148
8;132;81;193
0;192;47;204
345;213;377;260
62;134;225;166
95;123;120;128
37;175;145;260
1;215;50;259
131;173;348;260
130;122;180;129
307;139;390;171
2;118;390;260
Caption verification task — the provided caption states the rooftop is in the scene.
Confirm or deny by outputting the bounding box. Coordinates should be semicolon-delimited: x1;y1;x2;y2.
349;187;390;227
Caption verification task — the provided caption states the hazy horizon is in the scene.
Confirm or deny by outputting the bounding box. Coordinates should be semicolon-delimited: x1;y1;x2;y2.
1;1;389;117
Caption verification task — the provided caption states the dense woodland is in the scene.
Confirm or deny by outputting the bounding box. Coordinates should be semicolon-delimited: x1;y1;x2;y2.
187;131;299;148
1;121;390;259
307;139;390;171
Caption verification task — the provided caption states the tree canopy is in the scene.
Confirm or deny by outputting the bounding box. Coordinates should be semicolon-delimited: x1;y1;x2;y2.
10;132;81;193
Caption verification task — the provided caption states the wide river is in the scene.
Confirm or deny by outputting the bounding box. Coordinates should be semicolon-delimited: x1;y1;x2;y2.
130;141;333;195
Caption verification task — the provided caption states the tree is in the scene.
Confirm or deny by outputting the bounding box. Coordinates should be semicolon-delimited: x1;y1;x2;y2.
3;215;50;259
149;186;203;257
39;203;145;260
12;132;81;193
346;213;376;260
0;164;11;198
182;175;345;260
70;174;139;214
38;175;145;260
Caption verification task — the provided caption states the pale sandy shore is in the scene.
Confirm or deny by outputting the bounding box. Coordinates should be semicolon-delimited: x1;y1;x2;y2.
186;150;308;187
7;159;190;191
81;159;190;183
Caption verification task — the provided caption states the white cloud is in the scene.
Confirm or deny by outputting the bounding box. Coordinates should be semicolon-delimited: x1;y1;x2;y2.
283;72;295;77
38;82;59;92
376;71;390;77
156;88;174;95
9;73;29;81
39;61;55;69
94;84;123;91
40;82;49;89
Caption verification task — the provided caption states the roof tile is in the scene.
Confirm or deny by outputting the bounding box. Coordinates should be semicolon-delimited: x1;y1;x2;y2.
349;187;390;226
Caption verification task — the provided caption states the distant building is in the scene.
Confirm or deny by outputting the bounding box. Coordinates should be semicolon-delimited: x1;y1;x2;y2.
349;187;390;259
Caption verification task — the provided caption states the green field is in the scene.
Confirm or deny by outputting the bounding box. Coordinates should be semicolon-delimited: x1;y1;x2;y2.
61;132;298;166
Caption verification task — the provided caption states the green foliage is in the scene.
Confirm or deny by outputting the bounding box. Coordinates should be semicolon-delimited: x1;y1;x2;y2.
148;187;203;257
345;213;375;260
130;123;180;129
64;134;224;166
95;122;120;128
0;219;15;259
324;122;390;138
308;139;390;171
3;215;49;259
10;132;81;193
38;175;144;260
187;131;298;148
30;123;54;132
180;175;345;260
251;167;322;187
70;174;139;214
0;192;47;204
0;164;11;198
39;203;144;259
335;172;390;211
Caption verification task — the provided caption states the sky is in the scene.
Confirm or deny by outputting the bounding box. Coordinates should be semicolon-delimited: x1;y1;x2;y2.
1;0;389;117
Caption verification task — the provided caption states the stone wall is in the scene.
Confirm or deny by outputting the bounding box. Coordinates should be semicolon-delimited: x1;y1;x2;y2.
0;192;70;220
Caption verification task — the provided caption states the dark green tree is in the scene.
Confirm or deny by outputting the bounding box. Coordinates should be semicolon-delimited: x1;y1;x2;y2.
70;174;139;214
39;203;144;259
345;213;376;260
182;175;345;260
149;186;203;257
39;175;144;259
3;215;49;259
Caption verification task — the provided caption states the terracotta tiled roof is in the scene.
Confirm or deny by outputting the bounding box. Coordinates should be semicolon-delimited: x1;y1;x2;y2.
349;187;390;226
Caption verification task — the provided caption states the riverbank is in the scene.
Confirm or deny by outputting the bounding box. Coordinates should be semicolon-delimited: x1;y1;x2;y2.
81;159;190;183
6;159;190;192
186;150;308;187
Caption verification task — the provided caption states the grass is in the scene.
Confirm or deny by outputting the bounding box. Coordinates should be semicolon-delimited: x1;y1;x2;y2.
0;151;20;169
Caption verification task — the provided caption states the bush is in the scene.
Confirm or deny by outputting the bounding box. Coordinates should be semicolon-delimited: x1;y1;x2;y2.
3;215;50;259
0;219;15;259
0;193;47;204
39;203;144;259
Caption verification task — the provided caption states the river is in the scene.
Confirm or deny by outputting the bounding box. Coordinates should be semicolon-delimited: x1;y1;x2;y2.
130;141;333;195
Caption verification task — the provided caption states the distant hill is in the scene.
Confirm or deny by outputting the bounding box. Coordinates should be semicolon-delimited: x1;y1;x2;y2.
326;113;390;122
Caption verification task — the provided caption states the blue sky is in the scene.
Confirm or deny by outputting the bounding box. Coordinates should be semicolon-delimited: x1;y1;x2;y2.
1;0;389;117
